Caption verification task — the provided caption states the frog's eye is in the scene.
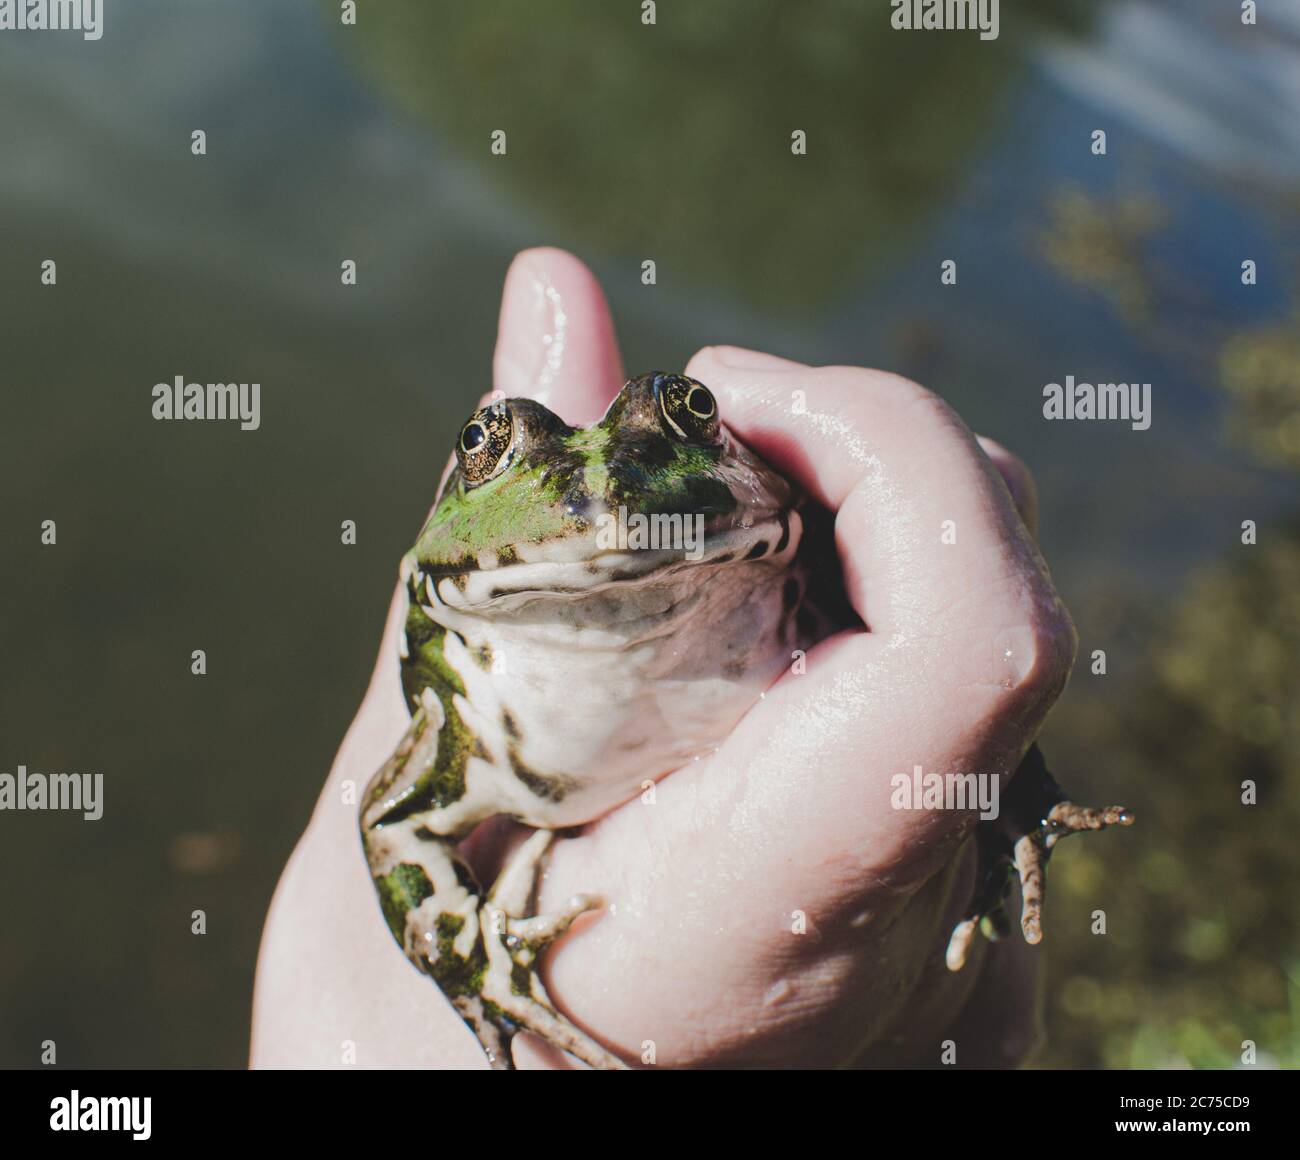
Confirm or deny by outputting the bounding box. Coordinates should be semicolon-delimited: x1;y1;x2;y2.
455;402;515;486
654;373;721;444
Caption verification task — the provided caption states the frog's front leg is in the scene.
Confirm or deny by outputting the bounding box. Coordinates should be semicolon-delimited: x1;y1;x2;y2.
361;702;626;1070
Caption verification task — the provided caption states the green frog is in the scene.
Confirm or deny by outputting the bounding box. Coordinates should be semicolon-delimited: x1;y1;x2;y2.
359;371;1132;1070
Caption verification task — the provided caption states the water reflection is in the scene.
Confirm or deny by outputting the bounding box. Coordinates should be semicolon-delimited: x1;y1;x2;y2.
342;0;1092;309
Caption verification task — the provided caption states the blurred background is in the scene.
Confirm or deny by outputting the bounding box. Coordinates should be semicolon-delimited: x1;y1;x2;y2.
1;0;1297;1068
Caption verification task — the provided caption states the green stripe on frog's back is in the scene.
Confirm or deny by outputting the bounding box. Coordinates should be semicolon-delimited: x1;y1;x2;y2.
565;422;612;497
562;419;734;519
606;434;738;517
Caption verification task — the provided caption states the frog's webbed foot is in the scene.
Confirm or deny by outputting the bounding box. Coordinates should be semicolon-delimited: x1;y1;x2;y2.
476;829;629;1070
946;744;1134;972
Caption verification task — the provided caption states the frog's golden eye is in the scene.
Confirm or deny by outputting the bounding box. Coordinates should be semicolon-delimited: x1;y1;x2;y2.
455;402;515;486
654;373;720;444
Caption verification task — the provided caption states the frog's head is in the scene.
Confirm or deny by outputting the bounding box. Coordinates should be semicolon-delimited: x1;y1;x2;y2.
412;373;799;599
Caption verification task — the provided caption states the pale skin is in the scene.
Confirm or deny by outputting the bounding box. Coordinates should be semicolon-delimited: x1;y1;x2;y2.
251;247;1068;1069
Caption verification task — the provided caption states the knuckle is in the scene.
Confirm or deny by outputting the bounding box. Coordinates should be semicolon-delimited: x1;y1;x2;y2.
919;565;1076;720
827;366;949;414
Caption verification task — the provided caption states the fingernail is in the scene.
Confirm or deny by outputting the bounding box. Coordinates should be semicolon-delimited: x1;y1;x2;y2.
711;345;806;372
494;252;563;403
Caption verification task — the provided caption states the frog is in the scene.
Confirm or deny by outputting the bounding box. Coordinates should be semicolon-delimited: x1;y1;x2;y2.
359;371;1133;1070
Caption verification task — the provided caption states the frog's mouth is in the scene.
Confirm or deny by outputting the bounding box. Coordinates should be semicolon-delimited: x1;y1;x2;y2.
418;506;801;612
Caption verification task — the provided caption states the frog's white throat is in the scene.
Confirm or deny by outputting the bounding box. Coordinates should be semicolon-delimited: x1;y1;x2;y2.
407;508;806;828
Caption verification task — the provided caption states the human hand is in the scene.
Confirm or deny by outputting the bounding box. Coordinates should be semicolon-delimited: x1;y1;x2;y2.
252;247;1068;1069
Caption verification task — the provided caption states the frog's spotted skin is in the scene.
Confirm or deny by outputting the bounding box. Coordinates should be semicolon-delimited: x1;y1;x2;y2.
360;371;1131;1069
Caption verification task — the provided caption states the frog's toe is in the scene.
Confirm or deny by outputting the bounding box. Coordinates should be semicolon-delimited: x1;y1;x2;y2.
946;832;1014;971
485;827;555;918
1017;799;1134;944
945;918;981;972
1042;800;1135;844
1014;829;1050;945
480;900;628;1070
501;893;601;951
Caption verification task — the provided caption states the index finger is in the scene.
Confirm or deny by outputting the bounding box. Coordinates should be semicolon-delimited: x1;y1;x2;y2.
684;345;1067;666
491;247;625;424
